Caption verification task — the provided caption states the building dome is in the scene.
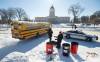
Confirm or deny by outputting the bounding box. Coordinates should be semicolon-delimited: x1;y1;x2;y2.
49;5;55;17
50;6;54;9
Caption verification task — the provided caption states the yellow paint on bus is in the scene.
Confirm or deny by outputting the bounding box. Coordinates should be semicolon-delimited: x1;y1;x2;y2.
11;21;51;40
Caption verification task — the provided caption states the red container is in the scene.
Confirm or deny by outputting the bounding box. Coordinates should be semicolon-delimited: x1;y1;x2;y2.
46;42;53;55
71;42;78;55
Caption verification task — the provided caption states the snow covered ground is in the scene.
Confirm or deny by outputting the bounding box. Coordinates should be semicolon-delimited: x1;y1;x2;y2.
0;24;100;62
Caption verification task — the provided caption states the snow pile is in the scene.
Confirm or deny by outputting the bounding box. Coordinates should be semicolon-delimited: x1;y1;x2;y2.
0;24;10;31
0;28;19;48
0;24;100;62
84;47;100;62
1;52;29;62
26;42;46;62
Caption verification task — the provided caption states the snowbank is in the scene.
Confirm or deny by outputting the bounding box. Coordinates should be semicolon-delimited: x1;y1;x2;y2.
1;52;28;62
0;24;100;62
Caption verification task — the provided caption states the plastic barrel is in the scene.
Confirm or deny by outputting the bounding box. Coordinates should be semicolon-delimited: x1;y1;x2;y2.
71;42;78;55
46;42;53;55
62;43;70;56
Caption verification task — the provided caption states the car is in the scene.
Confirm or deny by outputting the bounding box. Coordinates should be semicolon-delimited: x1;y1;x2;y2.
63;30;98;41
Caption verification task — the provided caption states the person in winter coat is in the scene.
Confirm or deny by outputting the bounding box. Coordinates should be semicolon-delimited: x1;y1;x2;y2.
56;31;63;49
74;25;77;29
47;28;53;42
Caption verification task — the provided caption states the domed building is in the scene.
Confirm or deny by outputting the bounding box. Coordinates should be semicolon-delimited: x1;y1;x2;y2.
35;5;70;23
49;6;55;17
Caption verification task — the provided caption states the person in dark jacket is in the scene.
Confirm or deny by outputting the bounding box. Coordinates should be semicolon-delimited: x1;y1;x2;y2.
74;25;77;29
47;28;53;42
56;31;63;49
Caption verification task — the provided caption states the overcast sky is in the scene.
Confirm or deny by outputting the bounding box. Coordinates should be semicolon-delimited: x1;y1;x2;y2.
0;0;100;19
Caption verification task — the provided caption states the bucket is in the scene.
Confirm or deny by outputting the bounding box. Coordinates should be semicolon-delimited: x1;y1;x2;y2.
71;42;78;55
46;42;53;55
62;43;70;56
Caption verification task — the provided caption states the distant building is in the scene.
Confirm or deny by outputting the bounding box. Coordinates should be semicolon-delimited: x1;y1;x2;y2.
35;6;70;23
93;17;100;24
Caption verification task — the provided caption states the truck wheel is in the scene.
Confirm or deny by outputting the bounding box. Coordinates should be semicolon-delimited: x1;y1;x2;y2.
66;34;70;39
86;37;92;41
36;32;39;37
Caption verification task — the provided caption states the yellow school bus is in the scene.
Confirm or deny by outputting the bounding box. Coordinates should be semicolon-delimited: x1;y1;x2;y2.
11;21;51;40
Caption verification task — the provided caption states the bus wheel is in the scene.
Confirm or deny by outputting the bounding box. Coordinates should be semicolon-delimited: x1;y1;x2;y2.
20;38;24;40
36;32;39;37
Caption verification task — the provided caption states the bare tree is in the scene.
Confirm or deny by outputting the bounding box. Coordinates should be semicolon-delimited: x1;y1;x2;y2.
0;8;16;24
68;3;84;23
93;11;100;17
15;8;27;21
7;8;16;21
0;8;30;24
0;9;8;24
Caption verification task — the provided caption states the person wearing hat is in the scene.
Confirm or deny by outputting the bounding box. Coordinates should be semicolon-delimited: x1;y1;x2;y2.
47;28;53;42
56;31;63;49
